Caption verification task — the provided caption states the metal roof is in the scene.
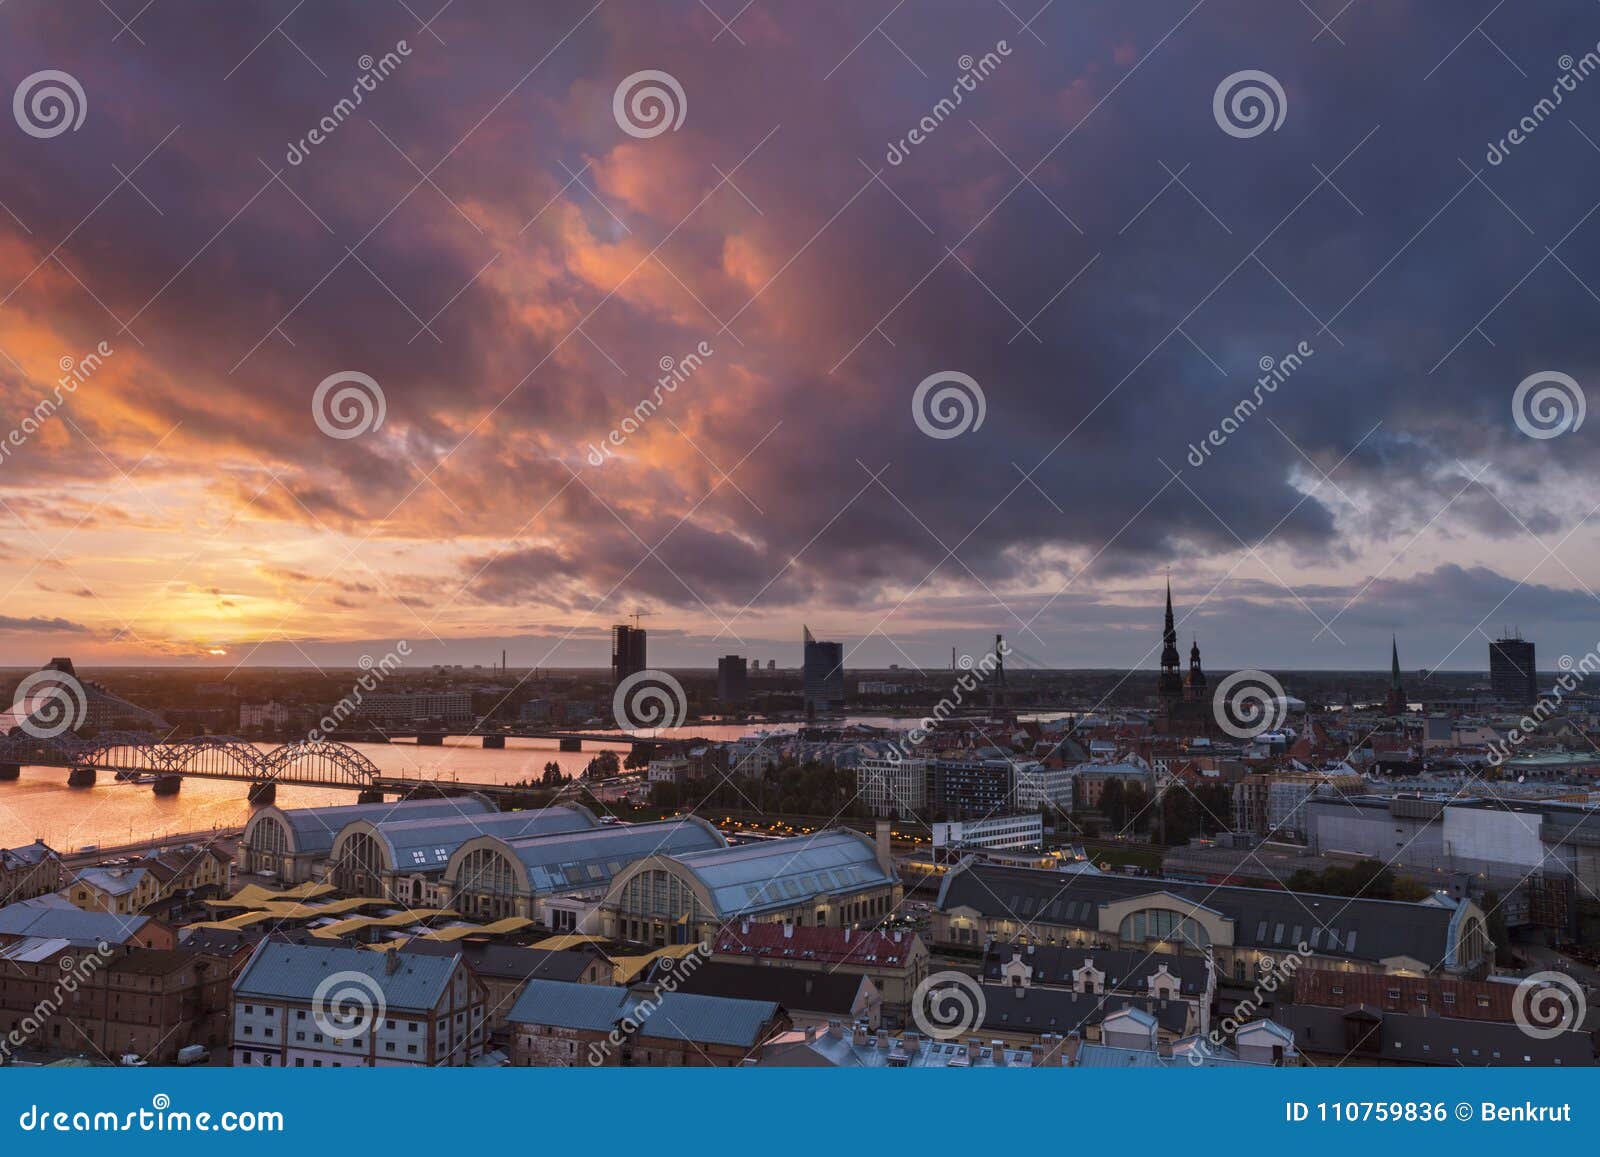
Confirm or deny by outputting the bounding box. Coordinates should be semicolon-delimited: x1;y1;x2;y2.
506;979;630;1032
0;896;151;944
672;829;892;919
234;940;460;1013
501;819;725;895
938;862;1461;965
364;805;598;872
269;797;496;855
632;991;779;1048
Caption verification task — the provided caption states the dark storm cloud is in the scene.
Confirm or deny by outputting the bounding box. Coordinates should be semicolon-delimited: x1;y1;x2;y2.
1;0;1598;664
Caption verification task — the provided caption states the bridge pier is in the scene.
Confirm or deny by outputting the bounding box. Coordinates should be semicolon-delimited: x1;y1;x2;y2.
152;774;182;796
559;737;582;752
67;766;96;788
247;781;276;805
481;734;505;749
417;733;445;746
0;763;18;781
357;788;385;804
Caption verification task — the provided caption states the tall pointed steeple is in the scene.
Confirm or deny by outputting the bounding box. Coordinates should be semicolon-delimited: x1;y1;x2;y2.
1158;575;1183;704
1385;635;1408;715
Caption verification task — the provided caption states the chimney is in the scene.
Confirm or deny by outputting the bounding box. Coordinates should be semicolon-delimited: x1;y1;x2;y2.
992;1041;1008;1066
873;819;893;876
965;1037;980;1061
892;929;903;944
852;1023;869;1047
385;951;402;975
828;1020;845;1040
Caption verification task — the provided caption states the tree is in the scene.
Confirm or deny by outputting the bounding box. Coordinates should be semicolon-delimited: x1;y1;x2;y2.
1100;779;1128;830
540;760;565;787
584;750;620;780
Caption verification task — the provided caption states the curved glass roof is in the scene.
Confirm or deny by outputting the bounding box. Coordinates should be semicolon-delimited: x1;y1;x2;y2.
275;797;495;855
367;805;599;872
672;830;892;919
500;818;725;895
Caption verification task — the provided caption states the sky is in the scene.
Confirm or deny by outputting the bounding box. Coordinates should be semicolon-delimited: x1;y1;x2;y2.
0;0;1599;673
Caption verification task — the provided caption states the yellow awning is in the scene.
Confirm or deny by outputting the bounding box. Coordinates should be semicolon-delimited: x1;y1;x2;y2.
610;943;704;985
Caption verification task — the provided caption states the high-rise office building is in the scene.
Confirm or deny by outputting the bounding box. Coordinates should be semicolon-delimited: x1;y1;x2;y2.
1489;635;1537;706
611;624;647;686
802;626;845;715
717;655;749;705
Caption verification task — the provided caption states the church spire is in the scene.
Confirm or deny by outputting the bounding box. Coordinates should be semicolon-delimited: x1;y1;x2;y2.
1385;635;1408;715
1158;574;1183;703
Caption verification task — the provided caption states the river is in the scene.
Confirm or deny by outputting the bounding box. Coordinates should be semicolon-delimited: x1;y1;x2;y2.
0;719;913;852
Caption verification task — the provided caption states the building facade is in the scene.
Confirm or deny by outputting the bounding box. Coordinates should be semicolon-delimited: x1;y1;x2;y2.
802;627;845;714
854;756;928;818
231;941;487;1068
600;828;900;946
1489;635;1537;706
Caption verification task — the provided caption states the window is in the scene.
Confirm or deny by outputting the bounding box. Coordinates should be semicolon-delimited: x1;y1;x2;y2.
296;1010;305;1020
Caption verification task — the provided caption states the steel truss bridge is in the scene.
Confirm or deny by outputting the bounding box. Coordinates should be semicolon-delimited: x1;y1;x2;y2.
0;732;381;789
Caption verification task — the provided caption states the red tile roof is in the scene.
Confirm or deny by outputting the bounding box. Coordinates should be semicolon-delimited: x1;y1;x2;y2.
1292;968;1514;1022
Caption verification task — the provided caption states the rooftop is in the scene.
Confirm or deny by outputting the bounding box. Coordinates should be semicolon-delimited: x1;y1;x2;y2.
234;940;461;1012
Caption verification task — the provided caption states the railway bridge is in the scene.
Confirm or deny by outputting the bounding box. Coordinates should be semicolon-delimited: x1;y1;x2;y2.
0;732;384;804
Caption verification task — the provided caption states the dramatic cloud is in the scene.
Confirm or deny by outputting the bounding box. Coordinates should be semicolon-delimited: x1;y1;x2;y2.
0;1;1598;668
